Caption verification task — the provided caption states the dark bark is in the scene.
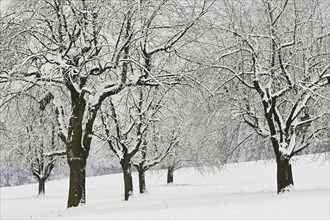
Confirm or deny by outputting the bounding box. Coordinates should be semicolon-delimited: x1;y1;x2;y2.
121;160;133;201
32;174;47;196
66;94;89;207
67;158;87;207
38;178;46;196
32;157;54;196
138;169;146;194
264;101;294;194
276;157;294;193
167;167;174;184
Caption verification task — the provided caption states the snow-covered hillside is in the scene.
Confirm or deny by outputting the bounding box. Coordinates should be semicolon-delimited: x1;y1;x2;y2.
1;154;329;219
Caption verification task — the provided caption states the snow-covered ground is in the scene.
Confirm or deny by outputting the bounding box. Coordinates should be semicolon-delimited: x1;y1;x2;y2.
1;154;329;219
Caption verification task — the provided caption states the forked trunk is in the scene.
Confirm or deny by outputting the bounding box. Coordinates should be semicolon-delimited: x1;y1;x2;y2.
67;158;87;207
277;157;294;194
167;167;174;184
138;169;146;194
121;161;133;200
38;178;46;196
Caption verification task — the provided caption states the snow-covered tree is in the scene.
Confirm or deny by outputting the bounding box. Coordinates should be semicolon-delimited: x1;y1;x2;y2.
97;86;168;199
156;93;191;184
19;123;63;196
211;0;330;193
1;90;65;195
0;0;212;207
132;126;172;193
162;127;186;184
97;90;148;200
132;106;179;191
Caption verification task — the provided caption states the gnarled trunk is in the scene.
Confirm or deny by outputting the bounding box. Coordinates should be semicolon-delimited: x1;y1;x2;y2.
67;158;87;207
167;167;174;184
277;157;294;193
121;160;133;200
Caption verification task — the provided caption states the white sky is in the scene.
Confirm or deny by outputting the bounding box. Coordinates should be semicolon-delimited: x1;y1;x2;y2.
0;0;10;14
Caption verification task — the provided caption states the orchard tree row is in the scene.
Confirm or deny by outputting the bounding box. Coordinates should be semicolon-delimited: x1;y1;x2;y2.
0;0;329;208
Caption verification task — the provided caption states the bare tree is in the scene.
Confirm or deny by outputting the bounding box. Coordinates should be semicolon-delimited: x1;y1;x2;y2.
97;86;166;200
132;112;178;192
22;123;63;196
1;0;135;206
1;0;212;207
158;103;188;184
211;0;330;193
0;91;65;195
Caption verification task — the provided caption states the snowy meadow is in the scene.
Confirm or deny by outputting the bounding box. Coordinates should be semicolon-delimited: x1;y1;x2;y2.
1;153;329;219
1;1;330;219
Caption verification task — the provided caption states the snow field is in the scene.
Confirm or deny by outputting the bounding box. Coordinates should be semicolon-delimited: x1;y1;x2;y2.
1;154;329;219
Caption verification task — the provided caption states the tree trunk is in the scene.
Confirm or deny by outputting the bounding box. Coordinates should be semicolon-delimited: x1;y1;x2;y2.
121;161;133;200
277;157;294;194
33;173;48;196
6;173;10;186
66;94;90;208
38;178;46;196
67;158;87;207
138;169;146;194
167;167;174;184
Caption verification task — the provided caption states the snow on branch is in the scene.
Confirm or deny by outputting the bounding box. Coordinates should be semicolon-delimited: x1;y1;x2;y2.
212;65;254;89
292;94;311;120
53;94;68;145
213;49;244;63
295;116;320;127
143;145;173;170
44;150;66;157
89;81;122;107
242;113;270;138
281;113;320;159
147;1;210;56
320;64;330;80
272;87;291;99
184;75;214;96
285;92;312;131
299;64;330;91
273;105;285;139
120;59;165;88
